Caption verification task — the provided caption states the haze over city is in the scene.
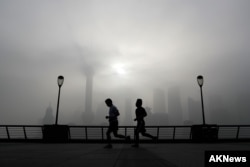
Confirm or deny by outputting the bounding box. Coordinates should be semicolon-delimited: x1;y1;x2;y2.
0;0;250;125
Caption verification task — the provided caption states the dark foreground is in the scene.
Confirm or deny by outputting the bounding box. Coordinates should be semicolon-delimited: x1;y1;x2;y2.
1;142;250;167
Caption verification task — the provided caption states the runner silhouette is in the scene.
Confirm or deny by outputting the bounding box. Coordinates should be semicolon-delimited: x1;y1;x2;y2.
104;98;130;148
132;99;157;148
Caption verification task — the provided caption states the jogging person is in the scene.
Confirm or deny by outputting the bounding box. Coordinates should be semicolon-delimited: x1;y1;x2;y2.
104;98;130;148
132;98;157;147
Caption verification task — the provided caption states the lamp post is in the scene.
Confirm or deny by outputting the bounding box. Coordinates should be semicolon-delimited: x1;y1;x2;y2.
55;75;64;125
197;75;206;125
191;75;218;142
43;75;69;142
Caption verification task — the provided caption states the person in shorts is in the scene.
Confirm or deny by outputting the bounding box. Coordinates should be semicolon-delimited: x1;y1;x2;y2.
104;98;130;148
132;98;157;148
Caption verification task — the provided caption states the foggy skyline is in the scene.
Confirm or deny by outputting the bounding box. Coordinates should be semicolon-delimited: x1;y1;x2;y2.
0;0;250;125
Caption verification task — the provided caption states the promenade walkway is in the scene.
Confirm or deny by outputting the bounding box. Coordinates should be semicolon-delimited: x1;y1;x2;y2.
1;142;250;167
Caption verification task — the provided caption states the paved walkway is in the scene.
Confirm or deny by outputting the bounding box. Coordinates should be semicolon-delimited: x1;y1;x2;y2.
1;143;250;167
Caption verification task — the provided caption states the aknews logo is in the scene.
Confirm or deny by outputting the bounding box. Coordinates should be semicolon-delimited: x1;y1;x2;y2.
209;155;246;163
205;151;250;167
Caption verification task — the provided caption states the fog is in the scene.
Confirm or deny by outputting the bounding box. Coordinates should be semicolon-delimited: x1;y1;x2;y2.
0;0;250;125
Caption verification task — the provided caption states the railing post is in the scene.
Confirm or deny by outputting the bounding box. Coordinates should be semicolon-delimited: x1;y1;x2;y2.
134;127;136;141
189;127;192;140
173;127;176;140
157;126;159;140
41;126;44;139
85;127;88;141
236;126;240;140
101;127;104;141
23;126;27;140
125;127;127;137
68;127;71;141
6;126;10;140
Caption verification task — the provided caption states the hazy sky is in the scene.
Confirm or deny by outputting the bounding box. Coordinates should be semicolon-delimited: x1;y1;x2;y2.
0;0;250;125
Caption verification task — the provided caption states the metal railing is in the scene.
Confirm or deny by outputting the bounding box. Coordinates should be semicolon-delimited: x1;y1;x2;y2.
1;125;250;142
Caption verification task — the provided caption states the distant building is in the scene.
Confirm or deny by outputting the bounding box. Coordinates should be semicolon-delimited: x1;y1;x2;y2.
208;95;232;124
83;71;94;125
153;89;167;113
43;104;54;124
152;89;169;125
168;87;183;125
236;94;250;124
187;97;202;124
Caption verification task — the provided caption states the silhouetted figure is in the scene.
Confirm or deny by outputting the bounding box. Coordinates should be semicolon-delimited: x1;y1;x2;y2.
132;99;157;148
104;98;130;148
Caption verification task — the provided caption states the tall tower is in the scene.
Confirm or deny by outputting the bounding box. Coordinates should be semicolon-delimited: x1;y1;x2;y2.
85;73;93;114
168;86;183;125
187;97;201;124
82;67;94;125
153;88;168;125
153;89;167;114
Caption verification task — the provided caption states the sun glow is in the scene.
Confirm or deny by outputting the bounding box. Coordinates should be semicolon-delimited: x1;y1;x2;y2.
113;64;126;75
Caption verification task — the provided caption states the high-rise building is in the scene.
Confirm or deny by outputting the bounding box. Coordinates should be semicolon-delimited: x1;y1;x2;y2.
168;87;183;125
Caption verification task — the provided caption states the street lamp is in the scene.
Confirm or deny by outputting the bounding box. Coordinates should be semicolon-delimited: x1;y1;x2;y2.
55;75;64;125
197;75;205;125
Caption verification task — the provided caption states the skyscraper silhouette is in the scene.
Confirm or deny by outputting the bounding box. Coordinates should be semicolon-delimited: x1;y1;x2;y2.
168;87;183;125
153;89;168;125
82;68;94;125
